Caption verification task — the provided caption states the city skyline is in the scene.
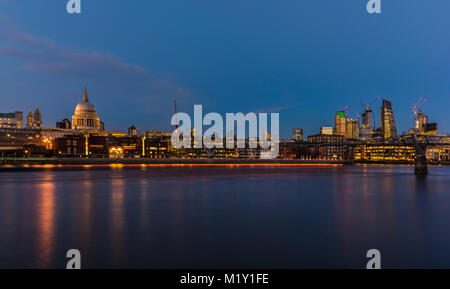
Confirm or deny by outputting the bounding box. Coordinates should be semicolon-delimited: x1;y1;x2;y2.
1;1;450;138
1;87;447;140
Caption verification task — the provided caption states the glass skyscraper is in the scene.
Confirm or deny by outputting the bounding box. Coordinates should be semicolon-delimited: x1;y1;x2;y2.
380;99;397;141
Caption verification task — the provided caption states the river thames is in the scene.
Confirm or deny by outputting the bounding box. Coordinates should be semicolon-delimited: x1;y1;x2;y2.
0;164;449;269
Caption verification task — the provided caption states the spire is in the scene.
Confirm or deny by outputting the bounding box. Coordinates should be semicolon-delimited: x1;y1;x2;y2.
83;87;88;102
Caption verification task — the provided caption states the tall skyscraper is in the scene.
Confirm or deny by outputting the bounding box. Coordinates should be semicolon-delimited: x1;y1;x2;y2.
335;111;346;136
292;128;303;141
361;108;373;129
360;107;374;140
345;118;359;139
380;99;397;141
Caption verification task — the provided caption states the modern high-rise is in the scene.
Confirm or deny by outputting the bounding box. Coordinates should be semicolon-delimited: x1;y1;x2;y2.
361;108;373;129
345;118;359;139
380;99;397;141
292;128;303;141
335;111;346;136
359;107;374;140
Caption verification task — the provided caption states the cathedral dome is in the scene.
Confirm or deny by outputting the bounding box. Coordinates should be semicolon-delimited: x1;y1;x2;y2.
74;88;97;115
75;100;97;115
71;88;102;131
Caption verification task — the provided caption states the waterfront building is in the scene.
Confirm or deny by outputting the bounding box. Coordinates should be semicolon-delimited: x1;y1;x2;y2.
335;111;346;136
292;128;303;141
426;146;450;162
72;88;103;132
307;134;347;160
308;134;345;144
0;111;23;128
26;106;43;128
320;127;334;135
354;144;415;162
380;99;398;141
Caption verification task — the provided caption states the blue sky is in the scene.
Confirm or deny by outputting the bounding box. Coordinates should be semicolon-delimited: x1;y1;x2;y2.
0;0;449;137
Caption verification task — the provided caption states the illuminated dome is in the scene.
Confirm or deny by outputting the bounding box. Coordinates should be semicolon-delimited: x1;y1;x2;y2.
71;88;102;131
75;98;97;114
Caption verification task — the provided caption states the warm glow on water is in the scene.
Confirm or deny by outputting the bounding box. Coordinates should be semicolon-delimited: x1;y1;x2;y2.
0;165;449;269
25;163;343;170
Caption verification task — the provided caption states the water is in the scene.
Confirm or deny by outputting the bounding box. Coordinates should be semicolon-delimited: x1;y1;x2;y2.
0;164;449;269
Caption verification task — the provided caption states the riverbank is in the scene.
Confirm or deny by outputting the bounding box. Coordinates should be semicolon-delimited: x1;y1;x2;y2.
0;157;351;166
1;157;449;167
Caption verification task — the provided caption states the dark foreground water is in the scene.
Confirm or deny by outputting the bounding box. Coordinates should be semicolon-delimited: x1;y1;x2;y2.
0;164;449;269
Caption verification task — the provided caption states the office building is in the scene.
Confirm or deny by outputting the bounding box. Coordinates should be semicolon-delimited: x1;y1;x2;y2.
380;99;397;141
346;118;359;139
0;111;23;128
335;111;346;136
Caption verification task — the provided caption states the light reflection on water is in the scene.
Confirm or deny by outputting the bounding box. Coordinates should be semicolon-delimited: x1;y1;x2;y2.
0;164;449;268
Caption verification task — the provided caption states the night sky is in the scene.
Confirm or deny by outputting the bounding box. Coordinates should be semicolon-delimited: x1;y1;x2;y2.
1;0;449;138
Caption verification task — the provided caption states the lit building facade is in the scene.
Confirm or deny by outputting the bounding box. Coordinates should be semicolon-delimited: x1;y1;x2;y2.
0;112;23;128
345;118;359;139
320;127;334;135
26;107;43;128
292;128;303;141
426;146;450;161
335;111;346;136
380;99;397;141
354;144;415;162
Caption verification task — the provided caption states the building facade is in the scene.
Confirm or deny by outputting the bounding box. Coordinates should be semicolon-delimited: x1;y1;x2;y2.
380;99;397;141
26;107;43;128
335;111;346;136
0;112;23;128
292;128;303;141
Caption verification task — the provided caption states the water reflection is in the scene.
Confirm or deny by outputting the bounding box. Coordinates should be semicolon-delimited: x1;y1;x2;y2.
109;177;125;266
36;173;56;268
0;165;450;268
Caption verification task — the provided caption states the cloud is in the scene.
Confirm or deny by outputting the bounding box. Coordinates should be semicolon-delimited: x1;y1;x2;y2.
0;13;193;116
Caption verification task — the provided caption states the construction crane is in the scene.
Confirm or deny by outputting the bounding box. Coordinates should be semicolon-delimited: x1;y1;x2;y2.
412;96;428;119
412;96;429;131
